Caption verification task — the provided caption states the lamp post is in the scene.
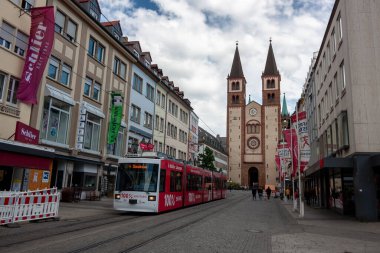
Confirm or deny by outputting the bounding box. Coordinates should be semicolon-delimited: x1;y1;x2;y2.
281;119;288;202
295;108;304;218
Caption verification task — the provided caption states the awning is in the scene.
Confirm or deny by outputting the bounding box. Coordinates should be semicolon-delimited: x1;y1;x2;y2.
0;139;55;158
83;101;105;118
305;157;353;176
45;84;75;105
129;125;152;139
0;150;52;170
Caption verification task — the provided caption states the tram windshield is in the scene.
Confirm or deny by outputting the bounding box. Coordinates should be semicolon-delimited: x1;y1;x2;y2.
116;163;159;192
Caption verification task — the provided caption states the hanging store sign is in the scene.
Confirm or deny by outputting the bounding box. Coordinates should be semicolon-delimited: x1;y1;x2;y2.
17;6;55;104
15;121;39;145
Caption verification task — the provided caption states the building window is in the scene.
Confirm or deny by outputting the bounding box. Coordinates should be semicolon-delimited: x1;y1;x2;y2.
339;61;346;90
155;115;159;130
0;22;15;50
48;57;72;87
337;13;343;42
84;113;101;151
156;90;161;105
267;79;275;89
341;112;349;147
22;0;34;10
231;82;240;90
160;118;164;132
334;73;339;100
113;57;126;79
60;64;72;86
48;57;60;80
83;77;101;101
161;94;166;108
130;104;141;124
14;31;28;57
41;98;70;145
6;77;19;105
132;73;143;93
146;83;154;101
55;10;77;42
0;73;5;102
88;36;105;63
144;112;153;129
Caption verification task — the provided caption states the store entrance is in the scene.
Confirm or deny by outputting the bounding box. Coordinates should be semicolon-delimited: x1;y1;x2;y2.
0;167;13;191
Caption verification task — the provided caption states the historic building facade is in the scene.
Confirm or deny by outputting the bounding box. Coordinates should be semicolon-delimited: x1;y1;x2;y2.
226;42;281;189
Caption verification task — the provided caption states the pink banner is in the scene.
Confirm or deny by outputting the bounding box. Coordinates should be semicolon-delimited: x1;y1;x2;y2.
289;111;310;174
275;155;281;181
283;129;298;177
17;6;55;104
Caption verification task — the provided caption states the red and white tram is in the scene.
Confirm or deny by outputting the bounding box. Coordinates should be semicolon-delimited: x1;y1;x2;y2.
114;152;227;213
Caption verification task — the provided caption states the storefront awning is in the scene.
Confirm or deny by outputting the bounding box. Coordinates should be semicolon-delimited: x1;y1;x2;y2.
305;157;353;176
0;139;55;158
83;101;105;118
129;126;152;139
0;150;52;170
45;84;75;105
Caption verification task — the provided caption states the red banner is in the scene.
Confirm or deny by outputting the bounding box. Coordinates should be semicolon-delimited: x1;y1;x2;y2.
17;6;55;104
283;129;298;177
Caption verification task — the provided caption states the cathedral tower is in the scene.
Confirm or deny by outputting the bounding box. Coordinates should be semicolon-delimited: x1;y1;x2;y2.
262;40;281;187
226;43;246;183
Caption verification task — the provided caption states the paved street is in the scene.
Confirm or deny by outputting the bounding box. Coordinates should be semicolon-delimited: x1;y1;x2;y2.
0;191;379;253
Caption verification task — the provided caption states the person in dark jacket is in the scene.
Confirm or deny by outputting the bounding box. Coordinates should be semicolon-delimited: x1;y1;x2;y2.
251;183;257;200
266;187;272;200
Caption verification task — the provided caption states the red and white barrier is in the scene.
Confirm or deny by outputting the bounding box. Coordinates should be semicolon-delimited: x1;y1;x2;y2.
0;188;60;225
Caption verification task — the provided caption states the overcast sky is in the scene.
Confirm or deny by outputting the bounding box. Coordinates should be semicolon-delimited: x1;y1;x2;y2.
98;0;334;137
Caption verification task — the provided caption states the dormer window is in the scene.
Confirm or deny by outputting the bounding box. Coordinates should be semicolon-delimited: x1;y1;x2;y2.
133;50;140;58
145;60;150;68
89;1;100;21
113;31;120;40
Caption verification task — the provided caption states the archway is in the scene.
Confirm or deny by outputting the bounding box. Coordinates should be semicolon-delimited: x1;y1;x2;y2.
249;167;259;188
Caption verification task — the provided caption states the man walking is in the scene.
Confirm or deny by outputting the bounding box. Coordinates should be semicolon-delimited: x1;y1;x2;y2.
266;186;272;200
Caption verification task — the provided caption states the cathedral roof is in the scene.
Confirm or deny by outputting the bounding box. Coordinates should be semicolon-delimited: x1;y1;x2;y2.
263;40;279;76
229;43;244;78
281;93;289;116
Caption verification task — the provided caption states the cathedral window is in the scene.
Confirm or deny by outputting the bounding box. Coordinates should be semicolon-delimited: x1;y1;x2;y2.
267;79;275;89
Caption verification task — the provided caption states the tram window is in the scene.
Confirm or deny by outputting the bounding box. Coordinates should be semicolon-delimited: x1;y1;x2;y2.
170;171;182;192
159;169;166;192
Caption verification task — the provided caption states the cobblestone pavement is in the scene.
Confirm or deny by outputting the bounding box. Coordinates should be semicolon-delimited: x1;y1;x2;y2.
2;191;379;253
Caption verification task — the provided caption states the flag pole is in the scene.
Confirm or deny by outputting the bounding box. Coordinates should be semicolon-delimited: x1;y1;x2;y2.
291;125;296;211
296;105;304;218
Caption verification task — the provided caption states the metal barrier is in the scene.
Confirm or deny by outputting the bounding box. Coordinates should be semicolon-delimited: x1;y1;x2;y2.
0;188;60;225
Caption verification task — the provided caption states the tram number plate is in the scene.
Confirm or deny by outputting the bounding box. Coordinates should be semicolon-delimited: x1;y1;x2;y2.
129;199;137;204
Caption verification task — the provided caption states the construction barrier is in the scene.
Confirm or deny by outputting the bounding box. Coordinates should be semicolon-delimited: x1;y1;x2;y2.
0;188;60;225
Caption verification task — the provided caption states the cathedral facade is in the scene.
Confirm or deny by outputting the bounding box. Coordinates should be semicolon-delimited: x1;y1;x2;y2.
226;41;282;189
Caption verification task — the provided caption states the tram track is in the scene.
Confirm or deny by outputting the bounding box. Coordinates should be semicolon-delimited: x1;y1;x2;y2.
0;213;140;248
66;194;247;253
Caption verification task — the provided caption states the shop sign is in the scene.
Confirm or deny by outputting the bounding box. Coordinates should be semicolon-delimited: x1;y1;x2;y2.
15;121;39;145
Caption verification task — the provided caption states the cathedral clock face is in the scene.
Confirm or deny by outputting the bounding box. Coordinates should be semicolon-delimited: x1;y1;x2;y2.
249;108;257;116
247;137;260;149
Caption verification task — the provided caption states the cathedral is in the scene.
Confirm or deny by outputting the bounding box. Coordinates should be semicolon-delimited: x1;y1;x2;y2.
226;40;283;189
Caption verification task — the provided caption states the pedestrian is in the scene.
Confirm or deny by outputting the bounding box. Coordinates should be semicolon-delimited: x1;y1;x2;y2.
266;186;272;200
285;188;290;200
258;187;263;200
251;183;257;200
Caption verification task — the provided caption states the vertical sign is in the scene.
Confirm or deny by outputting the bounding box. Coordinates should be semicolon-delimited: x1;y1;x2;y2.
107;93;123;144
291;111;310;173
77;106;86;149
17;7;55;104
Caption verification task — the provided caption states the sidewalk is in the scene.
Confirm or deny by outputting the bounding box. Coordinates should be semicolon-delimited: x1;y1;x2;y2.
58;197;114;220
281;200;380;234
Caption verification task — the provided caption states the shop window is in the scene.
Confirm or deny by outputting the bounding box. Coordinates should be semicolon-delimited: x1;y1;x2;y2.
84;113;101;151
84;175;97;188
41;97;71;145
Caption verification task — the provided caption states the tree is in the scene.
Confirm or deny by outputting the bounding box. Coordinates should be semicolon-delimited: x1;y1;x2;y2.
198;147;216;171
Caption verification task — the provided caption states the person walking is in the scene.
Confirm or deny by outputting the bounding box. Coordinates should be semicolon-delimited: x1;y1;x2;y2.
266;186;272;200
251;183;257;200
285;188;290;200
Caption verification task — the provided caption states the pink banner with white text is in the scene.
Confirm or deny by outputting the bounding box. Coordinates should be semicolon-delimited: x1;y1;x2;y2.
290;111;310;174
283;128;298;177
17;6;55;104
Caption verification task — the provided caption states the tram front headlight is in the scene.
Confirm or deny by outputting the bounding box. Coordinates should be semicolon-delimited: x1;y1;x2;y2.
148;195;156;201
115;194;121;199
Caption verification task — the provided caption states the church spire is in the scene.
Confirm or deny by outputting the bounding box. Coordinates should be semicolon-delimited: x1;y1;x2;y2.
263;39;279;76
229;42;244;78
281;93;289;116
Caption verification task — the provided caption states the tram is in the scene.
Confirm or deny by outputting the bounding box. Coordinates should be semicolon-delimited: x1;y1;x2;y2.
114;152;227;213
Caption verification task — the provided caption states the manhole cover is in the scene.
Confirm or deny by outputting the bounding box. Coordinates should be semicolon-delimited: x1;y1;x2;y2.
247;229;262;233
